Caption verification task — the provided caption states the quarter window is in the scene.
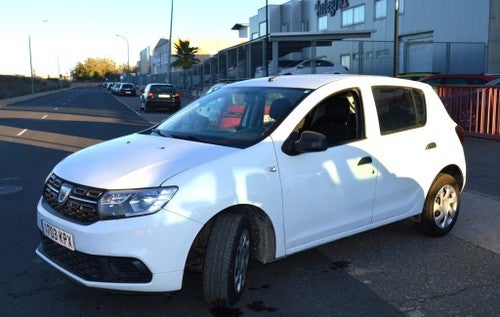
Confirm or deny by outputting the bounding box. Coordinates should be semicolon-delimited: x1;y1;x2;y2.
373;86;426;135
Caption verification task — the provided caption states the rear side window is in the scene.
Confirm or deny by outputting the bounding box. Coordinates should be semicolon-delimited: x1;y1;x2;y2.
372;86;426;135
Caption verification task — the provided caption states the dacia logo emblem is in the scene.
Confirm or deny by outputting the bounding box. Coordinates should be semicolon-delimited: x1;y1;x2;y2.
58;183;73;205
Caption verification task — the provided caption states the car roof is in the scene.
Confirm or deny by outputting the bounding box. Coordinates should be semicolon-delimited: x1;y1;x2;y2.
227;74;428;90
147;83;175;86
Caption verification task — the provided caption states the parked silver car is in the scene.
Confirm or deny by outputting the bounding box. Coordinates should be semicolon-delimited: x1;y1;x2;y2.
278;59;349;75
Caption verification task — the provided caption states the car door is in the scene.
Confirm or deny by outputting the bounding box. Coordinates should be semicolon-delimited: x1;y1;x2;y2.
273;89;378;254
369;86;431;222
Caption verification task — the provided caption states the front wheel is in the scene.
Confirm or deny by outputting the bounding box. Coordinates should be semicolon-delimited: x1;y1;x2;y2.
203;213;251;306
417;173;461;237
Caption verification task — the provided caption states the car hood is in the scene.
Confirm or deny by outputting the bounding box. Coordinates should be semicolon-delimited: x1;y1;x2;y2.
53;133;237;189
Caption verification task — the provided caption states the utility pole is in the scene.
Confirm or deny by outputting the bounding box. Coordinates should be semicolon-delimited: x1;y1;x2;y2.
264;0;269;77
393;0;399;77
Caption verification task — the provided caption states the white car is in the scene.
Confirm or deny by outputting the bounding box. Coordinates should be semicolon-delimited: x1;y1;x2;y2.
278;59;349;75
36;75;466;306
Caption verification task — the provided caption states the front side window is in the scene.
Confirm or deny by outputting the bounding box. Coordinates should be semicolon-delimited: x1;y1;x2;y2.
293;89;364;147
373;86;426;135
154;87;311;148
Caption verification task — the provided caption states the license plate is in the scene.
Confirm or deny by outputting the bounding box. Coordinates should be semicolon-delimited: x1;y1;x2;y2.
42;220;75;251
158;94;170;98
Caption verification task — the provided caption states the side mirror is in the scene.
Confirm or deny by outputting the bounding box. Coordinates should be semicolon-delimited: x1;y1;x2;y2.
282;131;328;155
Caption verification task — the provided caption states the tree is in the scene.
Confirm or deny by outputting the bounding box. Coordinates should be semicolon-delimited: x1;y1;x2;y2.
71;58;118;81
171;39;200;70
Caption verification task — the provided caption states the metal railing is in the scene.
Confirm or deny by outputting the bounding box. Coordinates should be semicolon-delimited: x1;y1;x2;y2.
438;86;499;140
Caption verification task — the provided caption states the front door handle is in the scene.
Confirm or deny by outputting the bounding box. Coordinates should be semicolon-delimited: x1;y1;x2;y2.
358;156;372;166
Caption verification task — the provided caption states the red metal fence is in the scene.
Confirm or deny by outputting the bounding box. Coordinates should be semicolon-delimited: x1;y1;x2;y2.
438;86;500;140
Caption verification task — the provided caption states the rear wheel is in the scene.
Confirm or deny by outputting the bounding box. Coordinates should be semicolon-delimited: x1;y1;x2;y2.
203;213;251;306
417;173;460;237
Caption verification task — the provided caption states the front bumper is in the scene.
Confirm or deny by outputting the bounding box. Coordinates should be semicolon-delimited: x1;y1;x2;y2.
36;198;202;292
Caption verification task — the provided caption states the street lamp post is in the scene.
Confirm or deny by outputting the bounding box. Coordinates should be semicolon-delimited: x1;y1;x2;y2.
168;0;174;84
115;34;130;74
28;35;35;95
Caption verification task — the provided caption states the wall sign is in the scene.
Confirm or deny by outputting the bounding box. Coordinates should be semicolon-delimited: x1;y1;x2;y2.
314;0;350;17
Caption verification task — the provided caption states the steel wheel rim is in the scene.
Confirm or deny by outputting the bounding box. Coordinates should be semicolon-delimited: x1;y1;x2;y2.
233;229;250;293
433;184;458;228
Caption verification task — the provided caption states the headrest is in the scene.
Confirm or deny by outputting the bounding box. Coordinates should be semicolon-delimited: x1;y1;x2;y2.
270;98;292;121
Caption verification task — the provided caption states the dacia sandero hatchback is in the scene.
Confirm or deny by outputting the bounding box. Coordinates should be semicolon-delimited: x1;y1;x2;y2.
37;75;466;306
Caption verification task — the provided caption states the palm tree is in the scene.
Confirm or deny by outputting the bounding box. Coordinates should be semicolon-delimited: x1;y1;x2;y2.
171;39;200;69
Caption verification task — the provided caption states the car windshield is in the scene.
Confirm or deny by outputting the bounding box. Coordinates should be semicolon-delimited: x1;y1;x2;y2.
152;86;311;148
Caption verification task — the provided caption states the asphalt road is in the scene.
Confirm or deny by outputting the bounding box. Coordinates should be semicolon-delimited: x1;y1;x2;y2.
0;86;498;316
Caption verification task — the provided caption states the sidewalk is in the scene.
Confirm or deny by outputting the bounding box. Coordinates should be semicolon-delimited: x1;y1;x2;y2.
454;190;500;254
0;82;95;107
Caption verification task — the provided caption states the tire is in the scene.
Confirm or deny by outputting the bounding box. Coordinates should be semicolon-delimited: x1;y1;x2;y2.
203;213;251;306
417;173;461;237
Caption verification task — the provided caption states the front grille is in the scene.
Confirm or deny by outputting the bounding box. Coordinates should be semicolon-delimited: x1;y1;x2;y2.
39;235;152;283
43;174;104;224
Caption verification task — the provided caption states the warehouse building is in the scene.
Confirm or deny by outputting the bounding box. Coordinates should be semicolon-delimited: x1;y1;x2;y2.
154;0;500;92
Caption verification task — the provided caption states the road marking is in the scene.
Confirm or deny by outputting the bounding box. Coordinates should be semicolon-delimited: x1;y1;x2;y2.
17;129;28;136
1;177;21;181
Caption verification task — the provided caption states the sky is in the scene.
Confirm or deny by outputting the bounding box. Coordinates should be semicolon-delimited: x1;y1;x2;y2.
0;0;287;77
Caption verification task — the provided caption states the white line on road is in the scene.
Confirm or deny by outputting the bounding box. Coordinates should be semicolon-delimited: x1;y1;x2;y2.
16;129;28;136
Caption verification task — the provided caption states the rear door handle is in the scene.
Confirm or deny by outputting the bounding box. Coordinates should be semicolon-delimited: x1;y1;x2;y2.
426;142;437;150
358;156;372;166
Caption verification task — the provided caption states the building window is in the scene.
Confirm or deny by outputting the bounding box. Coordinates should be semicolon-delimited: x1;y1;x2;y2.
301;20;310;32
376;49;390;58
399;0;405;14
353;53;364;60
318;15;328;31
375;0;387;19
281;22;290;32
252;32;259;40
341;54;351;70
342;5;365;27
259;21;267;37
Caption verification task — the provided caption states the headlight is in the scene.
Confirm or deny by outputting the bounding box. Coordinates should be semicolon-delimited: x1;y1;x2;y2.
98;187;178;219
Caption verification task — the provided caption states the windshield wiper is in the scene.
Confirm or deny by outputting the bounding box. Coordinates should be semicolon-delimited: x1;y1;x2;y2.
169;134;202;142
150;128;166;137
